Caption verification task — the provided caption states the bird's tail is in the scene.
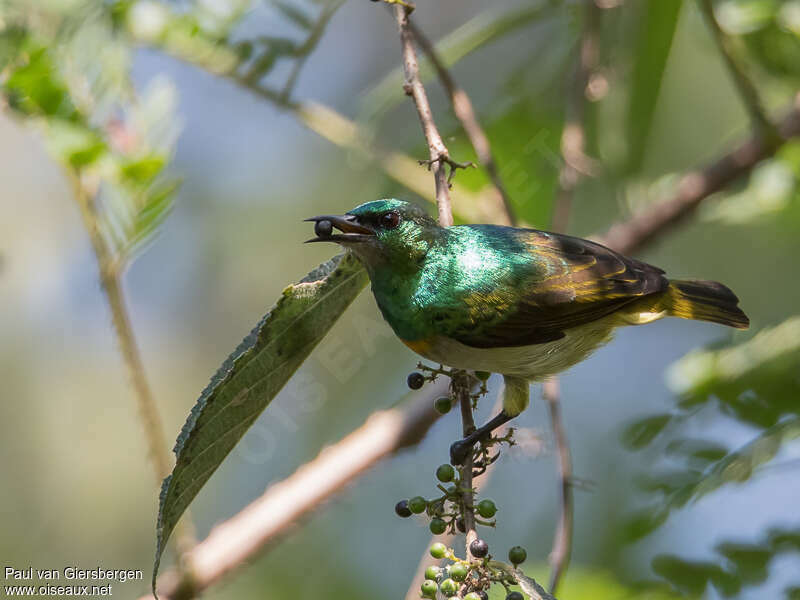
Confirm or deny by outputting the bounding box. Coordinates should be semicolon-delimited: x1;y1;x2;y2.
664;279;749;329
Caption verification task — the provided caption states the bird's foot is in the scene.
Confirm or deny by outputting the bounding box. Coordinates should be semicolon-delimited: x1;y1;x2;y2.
449;438;476;466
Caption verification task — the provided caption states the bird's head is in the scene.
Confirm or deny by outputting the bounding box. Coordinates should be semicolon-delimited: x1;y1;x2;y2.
306;199;441;271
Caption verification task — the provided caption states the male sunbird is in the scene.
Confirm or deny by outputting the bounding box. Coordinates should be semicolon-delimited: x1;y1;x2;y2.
306;199;748;464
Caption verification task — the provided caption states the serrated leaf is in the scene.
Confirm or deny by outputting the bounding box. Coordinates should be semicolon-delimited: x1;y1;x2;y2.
620;414;673;450
152;253;368;593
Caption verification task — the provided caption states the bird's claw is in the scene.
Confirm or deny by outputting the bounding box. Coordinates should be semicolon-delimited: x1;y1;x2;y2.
449;438;474;466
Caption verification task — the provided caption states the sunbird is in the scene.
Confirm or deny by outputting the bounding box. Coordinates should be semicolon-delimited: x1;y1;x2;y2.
306;199;749;464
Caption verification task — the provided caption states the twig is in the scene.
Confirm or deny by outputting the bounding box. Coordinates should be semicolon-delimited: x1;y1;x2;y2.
409;19;516;225
279;0;344;103
599;92;800;255
143;380;449;600
697;0;777;140
453;371;479;558
392;2;464;227
543;379;572;594
70;172;171;483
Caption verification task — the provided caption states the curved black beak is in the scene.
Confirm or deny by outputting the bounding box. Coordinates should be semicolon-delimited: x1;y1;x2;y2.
304;214;375;243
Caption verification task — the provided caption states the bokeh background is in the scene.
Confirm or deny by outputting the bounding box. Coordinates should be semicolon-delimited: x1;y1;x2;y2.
1;0;800;598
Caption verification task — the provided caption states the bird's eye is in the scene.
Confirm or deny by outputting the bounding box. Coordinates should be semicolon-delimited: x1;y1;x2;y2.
380;210;401;230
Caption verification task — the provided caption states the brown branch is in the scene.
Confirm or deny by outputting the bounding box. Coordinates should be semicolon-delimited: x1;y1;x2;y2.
392;2;459;227
409;19;516;226
599;92;800;255
454;371;479;559
144;380;449;600
543;378;573;594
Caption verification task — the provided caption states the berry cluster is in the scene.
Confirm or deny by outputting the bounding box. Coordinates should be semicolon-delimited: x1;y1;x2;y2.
420;542;529;599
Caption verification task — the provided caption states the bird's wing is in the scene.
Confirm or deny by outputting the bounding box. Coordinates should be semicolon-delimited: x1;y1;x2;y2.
447;227;668;348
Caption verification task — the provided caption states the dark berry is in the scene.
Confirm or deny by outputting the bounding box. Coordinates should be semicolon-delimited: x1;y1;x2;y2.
429;542;447;559
407;372;425;389
455;517;466;533
429;518;447;535
506;593;524;600
508;545;527;566
475;370;491;381
408;496;427;514
424;566;441;581
395;500;412;518
448;562;467;582
439;578;458;596
469;538;489;558
433;395;453;414
420;579;437;598
436;463;455;482
476;499;497;518
314;219;333;238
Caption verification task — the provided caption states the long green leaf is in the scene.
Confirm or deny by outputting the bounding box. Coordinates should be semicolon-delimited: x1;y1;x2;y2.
152;253;368;592
625;0;683;174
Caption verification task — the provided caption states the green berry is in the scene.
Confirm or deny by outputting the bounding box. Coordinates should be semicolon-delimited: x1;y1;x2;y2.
469;538;489;558
476;499;497;518
408;496;427;514
508;546;527;566
433;395;452;414
420;579;438;598
448;562;467;582
429;518;447;535
429;542;447;559
506;593;524;600
439;578;458;596
407;372;425;390
395;500;412;518
475;371;491;381
424;566;441;581
476;592;489;600
464;593;482;600
436;464;456;482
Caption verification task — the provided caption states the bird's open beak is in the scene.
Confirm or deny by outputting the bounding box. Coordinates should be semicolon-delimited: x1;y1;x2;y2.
304;214;376;243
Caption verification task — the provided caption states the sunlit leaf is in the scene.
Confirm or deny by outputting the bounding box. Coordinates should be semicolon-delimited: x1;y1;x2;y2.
153;254;368;593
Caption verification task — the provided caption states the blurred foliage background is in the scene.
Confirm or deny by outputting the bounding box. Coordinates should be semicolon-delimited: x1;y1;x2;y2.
1;0;800;598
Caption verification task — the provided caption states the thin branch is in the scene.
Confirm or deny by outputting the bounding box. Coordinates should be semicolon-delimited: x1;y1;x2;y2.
453;371;479;558
279;0;344;103
144;381;449;600
70;172;171;483
599;92;800;255
543;378;573;594
697;0;777;140
409;19;516;225
393;2;460;227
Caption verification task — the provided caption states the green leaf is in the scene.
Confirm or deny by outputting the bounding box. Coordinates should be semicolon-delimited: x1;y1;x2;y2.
272;1;315;30
625;0;682;174
620;414;673;450
152;253;367;592
120;155;167;185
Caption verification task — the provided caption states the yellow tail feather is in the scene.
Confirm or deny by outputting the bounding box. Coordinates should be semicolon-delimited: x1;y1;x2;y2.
663;279;749;329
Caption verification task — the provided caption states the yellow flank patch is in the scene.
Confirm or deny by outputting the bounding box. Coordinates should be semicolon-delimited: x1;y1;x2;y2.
402;338;433;356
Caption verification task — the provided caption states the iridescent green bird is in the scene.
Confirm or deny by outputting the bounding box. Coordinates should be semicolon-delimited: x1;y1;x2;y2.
306;199;748;464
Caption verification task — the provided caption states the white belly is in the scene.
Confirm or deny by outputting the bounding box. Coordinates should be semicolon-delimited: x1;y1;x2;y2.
418;319;618;380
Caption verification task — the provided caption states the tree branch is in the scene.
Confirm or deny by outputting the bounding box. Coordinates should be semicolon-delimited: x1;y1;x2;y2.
409;19;516;225
599;92;800;255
